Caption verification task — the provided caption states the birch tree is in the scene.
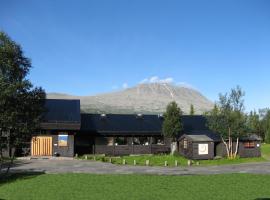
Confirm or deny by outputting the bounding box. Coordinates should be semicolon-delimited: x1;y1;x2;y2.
206;86;247;159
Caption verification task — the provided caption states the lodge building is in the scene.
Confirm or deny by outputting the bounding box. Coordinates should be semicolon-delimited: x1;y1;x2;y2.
28;99;262;160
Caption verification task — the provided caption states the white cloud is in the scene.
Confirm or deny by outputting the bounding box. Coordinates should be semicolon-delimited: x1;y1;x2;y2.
149;76;159;83
122;83;128;89
138;76;196;89
160;77;174;83
139;76;174;84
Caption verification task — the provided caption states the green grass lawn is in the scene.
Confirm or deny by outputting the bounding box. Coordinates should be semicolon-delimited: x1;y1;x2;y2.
261;143;270;160
80;143;270;167
0;173;270;200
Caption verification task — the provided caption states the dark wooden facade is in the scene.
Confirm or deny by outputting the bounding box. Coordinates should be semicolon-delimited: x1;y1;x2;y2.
30;99;81;157
216;139;262;158
21;99;262;158
92;136;170;156
179;135;215;160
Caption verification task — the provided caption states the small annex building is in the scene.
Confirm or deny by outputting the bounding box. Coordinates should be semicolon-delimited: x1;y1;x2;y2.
179;134;215;160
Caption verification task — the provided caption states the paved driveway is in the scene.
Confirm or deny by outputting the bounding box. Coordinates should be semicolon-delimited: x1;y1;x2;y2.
8;159;270;175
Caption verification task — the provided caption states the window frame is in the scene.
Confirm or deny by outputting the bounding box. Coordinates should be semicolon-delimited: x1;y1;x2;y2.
183;139;188;149
244;141;255;148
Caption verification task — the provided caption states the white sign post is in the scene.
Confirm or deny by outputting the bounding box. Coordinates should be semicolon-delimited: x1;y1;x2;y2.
198;144;208;155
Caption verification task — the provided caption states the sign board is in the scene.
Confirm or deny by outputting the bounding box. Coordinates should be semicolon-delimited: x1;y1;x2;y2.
58;134;68;147
198;144;208;155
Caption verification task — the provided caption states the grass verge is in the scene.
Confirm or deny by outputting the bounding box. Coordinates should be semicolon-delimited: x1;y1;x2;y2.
78;143;269;167
0;173;270;200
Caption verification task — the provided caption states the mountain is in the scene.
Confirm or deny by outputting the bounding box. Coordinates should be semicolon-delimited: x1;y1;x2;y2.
47;83;214;114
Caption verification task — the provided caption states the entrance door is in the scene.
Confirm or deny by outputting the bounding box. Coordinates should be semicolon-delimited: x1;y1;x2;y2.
31;136;52;156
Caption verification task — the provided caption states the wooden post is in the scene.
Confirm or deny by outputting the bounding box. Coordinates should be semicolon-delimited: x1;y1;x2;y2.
175;160;178;167
164;161;168;167
113;137;115;156
132;136;134;154
146;160;150;166
150;137;152;154
133;160;136;166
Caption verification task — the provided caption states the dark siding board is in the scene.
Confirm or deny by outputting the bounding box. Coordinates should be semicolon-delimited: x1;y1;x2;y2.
52;134;74;157
114;146;133;156
74;135;94;155
94;144;170;156
215;143;228;157
133;145;151;154
151;145;170;154
179;137;214;160
95;145;114;155
192;142;214;160
239;141;261;158
40;123;80;130
215;141;262;158
179;138;193;159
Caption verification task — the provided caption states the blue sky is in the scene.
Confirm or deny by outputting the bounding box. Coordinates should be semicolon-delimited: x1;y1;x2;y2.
1;0;270;111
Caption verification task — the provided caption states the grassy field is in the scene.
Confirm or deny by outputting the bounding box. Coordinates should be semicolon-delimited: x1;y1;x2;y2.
80;143;270;167
261;143;270;160
0;173;270;200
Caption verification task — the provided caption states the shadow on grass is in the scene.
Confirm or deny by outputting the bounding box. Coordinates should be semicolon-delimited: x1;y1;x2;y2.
255;198;270;200
0;172;45;186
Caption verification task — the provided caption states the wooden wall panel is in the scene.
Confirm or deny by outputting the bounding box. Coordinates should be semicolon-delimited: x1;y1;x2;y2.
31;136;52;156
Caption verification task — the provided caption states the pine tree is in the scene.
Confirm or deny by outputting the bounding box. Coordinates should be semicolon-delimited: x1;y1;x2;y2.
190;104;195;115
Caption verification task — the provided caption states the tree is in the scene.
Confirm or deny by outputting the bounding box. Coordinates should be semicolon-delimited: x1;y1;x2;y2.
162;101;183;154
190;104;195;115
205;86;247;159
262;110;270;143
0;31;46;174
247;110;264;139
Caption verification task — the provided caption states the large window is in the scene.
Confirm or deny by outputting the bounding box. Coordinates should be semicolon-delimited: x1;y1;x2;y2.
114;137;128;146
133;137;151;145
244;141;255;148
95;137;114;146
152;136;165;145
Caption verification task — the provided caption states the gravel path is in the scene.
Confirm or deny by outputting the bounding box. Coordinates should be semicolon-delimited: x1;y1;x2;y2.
8;159;270;175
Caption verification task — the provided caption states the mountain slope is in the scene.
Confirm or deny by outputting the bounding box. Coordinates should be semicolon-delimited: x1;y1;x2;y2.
47;83;214;114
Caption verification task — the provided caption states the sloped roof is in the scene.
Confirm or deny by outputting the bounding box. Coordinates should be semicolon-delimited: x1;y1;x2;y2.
80;114;219;138
81;114;163;135
241;133;262;141
41;99;81;130
180;134;214;142
184;130;221;142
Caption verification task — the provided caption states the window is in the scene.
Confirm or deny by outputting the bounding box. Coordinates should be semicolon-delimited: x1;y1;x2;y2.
244;141;255;148
114;137;128;145
58;134;68;147
183;139;188;149
95;137;114;146
152;136;165;145
133;137;151;145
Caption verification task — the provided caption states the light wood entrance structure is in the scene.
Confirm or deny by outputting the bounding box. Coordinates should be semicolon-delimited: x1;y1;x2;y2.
31;136;52;156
